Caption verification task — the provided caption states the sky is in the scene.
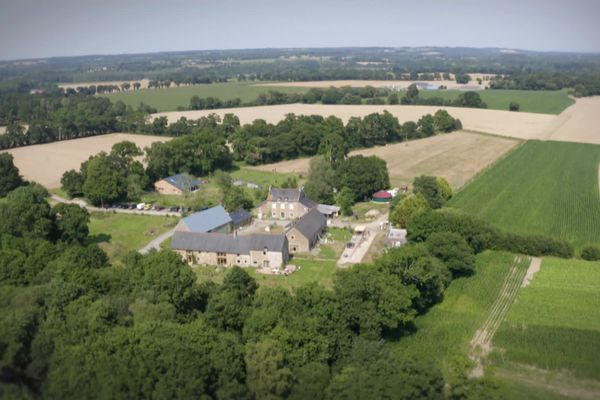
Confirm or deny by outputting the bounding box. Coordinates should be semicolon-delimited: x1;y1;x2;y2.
0;0;599;60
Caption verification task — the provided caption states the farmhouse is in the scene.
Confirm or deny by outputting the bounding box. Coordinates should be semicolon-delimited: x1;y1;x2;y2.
154;173;201;195
286;208;327;253
175;205;232;234
256;187;317;220
172;231;289;269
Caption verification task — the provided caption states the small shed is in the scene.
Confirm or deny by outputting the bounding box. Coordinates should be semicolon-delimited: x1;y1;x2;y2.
230;208;252;228
372;190;392;203
388;228;407;248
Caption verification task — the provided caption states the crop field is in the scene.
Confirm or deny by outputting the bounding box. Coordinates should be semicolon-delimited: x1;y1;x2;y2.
252;131;520;189
412;89;575;115
2;133;170;189
390;251;517;374
449;141;600;249
88;212;178;262
493;257;600;380
102;82;307;112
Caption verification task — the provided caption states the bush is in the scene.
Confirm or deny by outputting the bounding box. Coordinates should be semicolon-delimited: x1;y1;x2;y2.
581;245;600;261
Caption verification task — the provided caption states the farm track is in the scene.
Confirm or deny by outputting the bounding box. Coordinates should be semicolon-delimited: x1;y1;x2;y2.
470;255;530;377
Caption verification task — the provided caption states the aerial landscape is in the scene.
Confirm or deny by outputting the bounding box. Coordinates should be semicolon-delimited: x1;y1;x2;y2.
1;0;599;399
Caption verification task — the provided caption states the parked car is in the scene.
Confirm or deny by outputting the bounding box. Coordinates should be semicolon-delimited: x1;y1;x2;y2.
136;203;146;210
144;204;153;211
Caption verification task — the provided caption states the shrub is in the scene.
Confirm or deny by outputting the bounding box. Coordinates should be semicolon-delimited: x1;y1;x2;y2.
581;245;600;261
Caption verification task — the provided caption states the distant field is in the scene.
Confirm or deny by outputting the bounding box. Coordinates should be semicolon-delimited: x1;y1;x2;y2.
449;141;600;249
88;212;177;262
2;133;170;189
493;257;600;383
102;82;307;112
413;89;575;115
252;131;520;189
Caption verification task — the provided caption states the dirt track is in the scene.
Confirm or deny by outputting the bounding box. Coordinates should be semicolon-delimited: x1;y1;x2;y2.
3;133;170;188
251;131;519;189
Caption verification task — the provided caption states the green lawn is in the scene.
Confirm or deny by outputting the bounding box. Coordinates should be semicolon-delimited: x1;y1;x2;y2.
413;88;574;114
493;257;600;381
88;212;178;262
102;82;307;112
195;258;338;292
449;141;600;250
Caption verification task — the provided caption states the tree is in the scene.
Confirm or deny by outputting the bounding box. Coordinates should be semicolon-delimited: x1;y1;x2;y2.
53;203;90;244
454;91;487;108
318;133;348;165
426;232;476;276
0;185;54;239
413;175;445;209
433;110;458;133
436;177;453;201
60;169;85;198
245;338;294;400
402;84;420;104
0;153;24;196
416;114;435;137
304;157;336;204
455;73;471;84
336;187;355;216
509;101;520;111
387;93;399;104
390;194;429;227
223;186;254;212
82;154;124;206
337;156;390;202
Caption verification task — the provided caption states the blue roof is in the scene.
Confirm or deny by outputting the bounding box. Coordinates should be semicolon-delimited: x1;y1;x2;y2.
182;205;232;232
164;173;201;192
230;208;252;226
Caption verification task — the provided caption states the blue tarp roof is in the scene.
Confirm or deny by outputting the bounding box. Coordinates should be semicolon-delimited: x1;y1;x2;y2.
181;205;232;232
164;173;201;191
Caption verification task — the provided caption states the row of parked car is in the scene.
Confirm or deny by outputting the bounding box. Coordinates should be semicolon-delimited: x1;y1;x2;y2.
101;203;189;213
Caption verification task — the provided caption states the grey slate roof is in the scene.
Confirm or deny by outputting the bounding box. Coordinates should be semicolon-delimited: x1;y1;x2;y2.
181;205;232;233
317;204;340;215
290;208;326;240
172;231;287;253
162;173;201;191
230;208;252;226
269;188;317;208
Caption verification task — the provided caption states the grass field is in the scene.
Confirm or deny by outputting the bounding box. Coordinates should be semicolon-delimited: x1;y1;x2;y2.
390;251;518;374
102;82;307;112
414;89;575;115
449;141;600;249
88;212;178;262
492;257;600;381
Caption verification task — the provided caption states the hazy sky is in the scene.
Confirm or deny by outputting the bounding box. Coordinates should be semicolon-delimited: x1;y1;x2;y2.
1;0;599;60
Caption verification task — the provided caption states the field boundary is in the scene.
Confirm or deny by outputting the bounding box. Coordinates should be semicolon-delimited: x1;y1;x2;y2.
452;137;525;195
469;255;530;377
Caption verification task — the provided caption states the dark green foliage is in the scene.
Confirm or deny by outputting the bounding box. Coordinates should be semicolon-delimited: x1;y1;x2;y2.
336;187;355;216
413;175;446;209
426;232;476;276
581;245;600;261
337;155;390;202
0;186;55;240
0;153;24;196
455;73;471;84
509;101;520;111
304;157;337;204
60;169;84;198
52;203;90;244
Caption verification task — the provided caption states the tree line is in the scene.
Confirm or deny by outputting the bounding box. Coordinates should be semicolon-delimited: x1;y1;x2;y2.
231;110;462;166
0;179;501;399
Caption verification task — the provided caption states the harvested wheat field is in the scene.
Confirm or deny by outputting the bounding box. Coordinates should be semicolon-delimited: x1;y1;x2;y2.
257;78;490;90
155;104;555;139
3;133;170;189
543;97;600;144
252;131;520;189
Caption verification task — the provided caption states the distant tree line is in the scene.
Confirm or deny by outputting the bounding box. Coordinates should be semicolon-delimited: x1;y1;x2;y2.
490;72;600;96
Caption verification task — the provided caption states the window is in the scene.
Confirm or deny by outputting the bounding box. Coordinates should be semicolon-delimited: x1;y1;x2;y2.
292;246;298;252
217;252;227;266
290;235;295;240
289;204;294;210
272;212;276;217
281;211;285;218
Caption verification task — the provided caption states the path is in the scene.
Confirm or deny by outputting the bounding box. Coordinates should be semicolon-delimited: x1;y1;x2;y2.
50;194;182;217
139;228;176;254
469;256;531;377
336;212;389;266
